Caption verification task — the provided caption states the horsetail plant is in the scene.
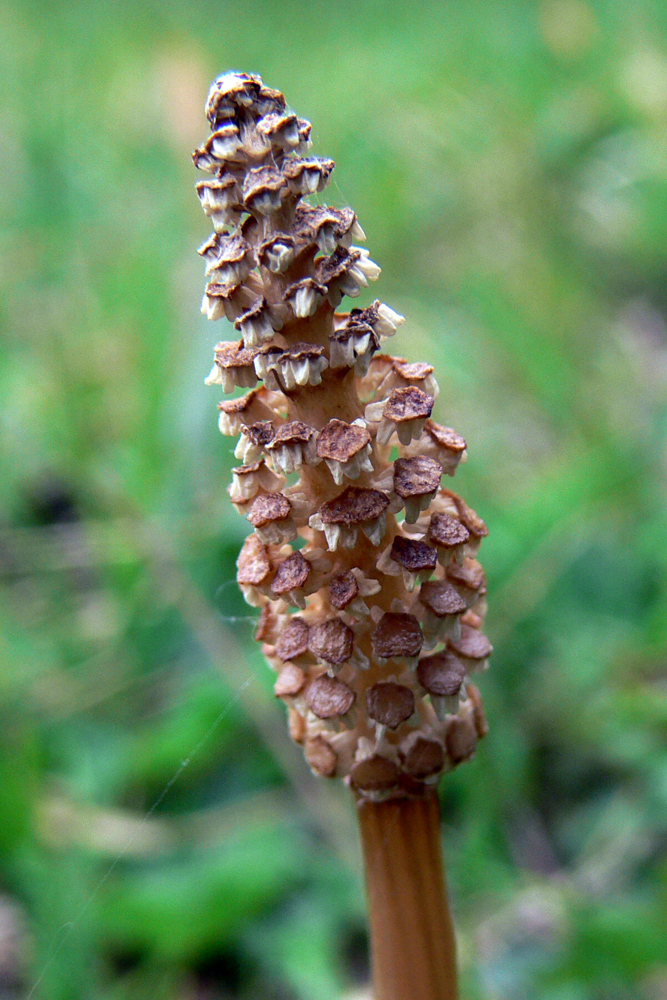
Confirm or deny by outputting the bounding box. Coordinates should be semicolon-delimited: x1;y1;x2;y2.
193;72;491;1000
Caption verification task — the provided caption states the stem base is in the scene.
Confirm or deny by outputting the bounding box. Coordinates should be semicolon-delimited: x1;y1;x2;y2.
357;792;458;1000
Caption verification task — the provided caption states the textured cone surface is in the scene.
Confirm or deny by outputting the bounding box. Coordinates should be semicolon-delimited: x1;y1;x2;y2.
194;71;491;799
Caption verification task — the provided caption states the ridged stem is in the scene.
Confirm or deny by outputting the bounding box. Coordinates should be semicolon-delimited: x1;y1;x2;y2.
357;792;458;1000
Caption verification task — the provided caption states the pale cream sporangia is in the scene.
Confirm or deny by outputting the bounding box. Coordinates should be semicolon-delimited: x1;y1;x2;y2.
194;72;491;800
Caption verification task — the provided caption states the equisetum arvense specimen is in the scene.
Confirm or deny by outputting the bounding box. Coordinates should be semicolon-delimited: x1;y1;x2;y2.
193;72;491;803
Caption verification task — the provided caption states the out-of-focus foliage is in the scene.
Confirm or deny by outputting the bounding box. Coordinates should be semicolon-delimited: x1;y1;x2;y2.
1;0;666;996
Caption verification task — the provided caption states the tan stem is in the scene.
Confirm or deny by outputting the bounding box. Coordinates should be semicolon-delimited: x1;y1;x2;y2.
357;792;458;1000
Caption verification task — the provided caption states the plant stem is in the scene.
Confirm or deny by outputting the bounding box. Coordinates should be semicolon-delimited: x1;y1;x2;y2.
357;791;458;1000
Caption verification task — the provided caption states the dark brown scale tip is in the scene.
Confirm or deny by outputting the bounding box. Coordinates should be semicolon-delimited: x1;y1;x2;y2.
317;246;361;283
233;296;270;328
259;84;287;108
255;344;283;363
419;580;467;618
305;674;355;718
308;617;354;665
282;277;328;303
257;232;295;265
442;489;489;538
268;421;316;447
283;342;326;362
201;122;239;146
319;487;389;526
212;233;253;264
330;319;379;347
446;557;486;594
275;617;309;661
271;551;310;595
294;204;356;243
257;106;299;138
195;175;238;199
390;536;438;573
231;460;263;476
294;204;340;239
383;387;434;423
349;301;382;325
334;206;357;235
416;651;466;697
274;663;307;698
242;421;276;448
305;736;338;777
423;421;466;453
401;737;446;779
371;612;424;660
449;623;493;661
466;683;489;738
283;155;335;181
204;280;242;302
428;512;470;549
366;682;415;729
240;215;263;239
328;571;359;611
217;388;261;415
350;755;400;792
393;456;443;499
393;359;434;381
256;111;297;137
213;341;257;369
316;419;370;463
192;149;216;171
445;715;478;764
297;118;312;143
236;533;271;586
247;491;291;527
243;165;285;199
198;232;225;257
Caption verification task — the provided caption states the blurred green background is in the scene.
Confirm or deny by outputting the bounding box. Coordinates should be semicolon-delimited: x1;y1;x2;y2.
1;0;666;997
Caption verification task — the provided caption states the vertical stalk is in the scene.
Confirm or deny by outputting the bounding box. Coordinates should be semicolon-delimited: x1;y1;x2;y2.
357;792;458;1000
192;73;490;998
